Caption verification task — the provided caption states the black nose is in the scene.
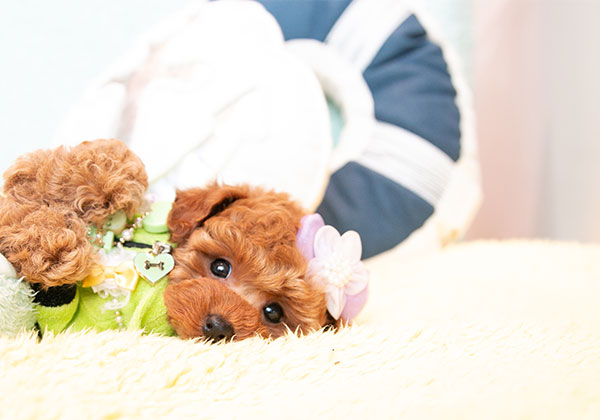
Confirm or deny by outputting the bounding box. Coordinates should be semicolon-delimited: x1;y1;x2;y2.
202;314;234;342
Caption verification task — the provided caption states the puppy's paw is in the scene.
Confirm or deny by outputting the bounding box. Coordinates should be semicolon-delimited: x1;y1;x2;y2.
0;207;97;287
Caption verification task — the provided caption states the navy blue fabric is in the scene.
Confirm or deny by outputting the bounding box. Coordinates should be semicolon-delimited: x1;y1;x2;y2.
250;1;461;256
317;162;433;258
255;0;352;41
364;14;461;161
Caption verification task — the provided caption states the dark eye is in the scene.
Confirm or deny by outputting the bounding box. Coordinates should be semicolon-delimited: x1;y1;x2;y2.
210;258;231;279
263;303;284;324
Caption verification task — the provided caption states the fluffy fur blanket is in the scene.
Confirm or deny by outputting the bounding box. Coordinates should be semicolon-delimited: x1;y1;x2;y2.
1;240;599;419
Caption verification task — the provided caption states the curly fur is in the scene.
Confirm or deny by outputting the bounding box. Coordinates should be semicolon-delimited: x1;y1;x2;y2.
2;139;147;225
165;184;329;340
165;278;268;340
0;139;148;287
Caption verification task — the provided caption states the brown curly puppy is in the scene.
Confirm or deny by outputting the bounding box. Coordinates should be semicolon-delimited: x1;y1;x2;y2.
164;184;330;341
1;141;331;340
0;139;148;288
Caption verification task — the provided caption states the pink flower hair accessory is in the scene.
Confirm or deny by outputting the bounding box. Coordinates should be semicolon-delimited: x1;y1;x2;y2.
297;215;369;321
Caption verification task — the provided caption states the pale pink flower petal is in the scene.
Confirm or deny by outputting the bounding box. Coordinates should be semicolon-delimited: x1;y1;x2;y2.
344;263;369;296
306;258;326;285
339;230;362;262
326;285;346;321
313;225;341;260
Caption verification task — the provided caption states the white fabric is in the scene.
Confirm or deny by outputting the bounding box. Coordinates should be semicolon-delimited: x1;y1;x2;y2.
3;240;600;418
358;121;455;206
326;0;411;72
0;254;16;279
407;5;482;245
53;1;332;210
286;39;374;173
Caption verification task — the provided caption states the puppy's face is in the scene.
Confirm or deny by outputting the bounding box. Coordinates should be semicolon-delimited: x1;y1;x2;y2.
164;184;329;341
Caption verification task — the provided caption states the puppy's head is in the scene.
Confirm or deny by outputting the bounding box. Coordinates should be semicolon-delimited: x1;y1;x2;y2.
164;184;329;341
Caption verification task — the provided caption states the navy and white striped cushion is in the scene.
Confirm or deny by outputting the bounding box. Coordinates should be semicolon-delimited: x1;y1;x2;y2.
258;0;468;258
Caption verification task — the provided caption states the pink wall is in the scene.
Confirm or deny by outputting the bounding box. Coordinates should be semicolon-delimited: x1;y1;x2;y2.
468;0;600;241
468;1;544;239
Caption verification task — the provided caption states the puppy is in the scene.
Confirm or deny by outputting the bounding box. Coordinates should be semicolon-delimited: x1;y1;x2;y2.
164;184;331;341
2;140;365;340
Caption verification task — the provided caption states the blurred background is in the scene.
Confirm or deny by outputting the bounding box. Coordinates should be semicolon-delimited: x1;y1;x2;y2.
0;0;598;243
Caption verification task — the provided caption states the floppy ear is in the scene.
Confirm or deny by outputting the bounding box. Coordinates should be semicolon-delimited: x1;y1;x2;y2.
167;184;249;245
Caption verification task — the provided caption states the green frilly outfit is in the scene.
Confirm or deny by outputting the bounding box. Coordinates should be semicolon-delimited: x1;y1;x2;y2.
36;204;176;337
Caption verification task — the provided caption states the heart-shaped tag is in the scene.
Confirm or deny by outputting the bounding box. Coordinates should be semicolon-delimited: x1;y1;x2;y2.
133;252;175;284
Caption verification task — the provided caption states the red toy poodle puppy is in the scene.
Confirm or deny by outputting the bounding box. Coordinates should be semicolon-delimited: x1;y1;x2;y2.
164;184;331;341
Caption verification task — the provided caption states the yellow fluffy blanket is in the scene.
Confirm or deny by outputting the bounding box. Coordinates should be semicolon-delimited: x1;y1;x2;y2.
1;240;599;419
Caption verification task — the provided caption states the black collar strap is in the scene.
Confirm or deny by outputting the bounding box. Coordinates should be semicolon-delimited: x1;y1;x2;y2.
121;241;153;249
